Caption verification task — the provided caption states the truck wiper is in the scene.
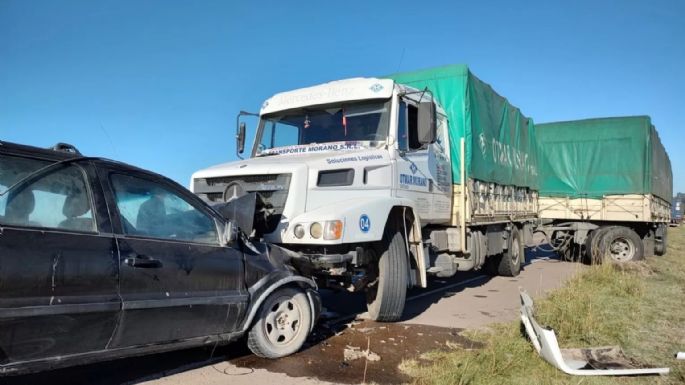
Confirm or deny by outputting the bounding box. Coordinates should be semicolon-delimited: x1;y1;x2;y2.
256;152;280;157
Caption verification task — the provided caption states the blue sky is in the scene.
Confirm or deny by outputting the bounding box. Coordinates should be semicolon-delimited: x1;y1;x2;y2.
1;0;683;192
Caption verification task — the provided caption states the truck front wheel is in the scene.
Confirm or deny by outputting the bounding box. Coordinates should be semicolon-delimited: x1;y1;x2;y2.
366;218;408;322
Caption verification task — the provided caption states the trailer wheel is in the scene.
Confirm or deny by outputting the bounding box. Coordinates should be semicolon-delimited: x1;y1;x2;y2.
587;226;613;264
655;225;667;256
366;217;408;322
498;226;523;277
598;226;644;263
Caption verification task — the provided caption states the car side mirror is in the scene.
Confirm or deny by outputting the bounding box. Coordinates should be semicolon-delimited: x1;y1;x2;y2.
237;122;246;154
418;101;436;144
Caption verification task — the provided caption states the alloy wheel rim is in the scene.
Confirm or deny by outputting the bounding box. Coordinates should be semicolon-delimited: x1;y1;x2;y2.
264;295;303;346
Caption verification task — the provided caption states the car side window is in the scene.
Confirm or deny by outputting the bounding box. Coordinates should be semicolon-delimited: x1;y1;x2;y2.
110;174;219;245
0;155;95;232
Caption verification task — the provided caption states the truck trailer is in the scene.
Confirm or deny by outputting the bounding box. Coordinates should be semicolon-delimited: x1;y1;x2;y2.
535;116;672;262
191;64;539;321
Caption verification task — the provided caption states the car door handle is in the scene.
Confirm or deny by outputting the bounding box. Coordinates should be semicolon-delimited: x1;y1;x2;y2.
124;254;163;268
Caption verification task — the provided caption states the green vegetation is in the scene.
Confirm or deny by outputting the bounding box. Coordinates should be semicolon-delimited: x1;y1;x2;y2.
402;226;685;385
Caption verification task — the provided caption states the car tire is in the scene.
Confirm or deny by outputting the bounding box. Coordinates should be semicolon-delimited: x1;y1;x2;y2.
498;226;523;277
366;217;408;322
247;287;311;358
597;226;644;263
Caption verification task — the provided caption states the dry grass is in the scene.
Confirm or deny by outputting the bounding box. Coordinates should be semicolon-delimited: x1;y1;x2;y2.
401;226;685;385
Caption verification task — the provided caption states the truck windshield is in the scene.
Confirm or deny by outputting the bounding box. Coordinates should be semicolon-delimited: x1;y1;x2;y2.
255;100;390;156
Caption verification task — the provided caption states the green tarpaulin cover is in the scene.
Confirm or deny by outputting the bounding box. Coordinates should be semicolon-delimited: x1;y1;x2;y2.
536;117;672;201
388;64;538;189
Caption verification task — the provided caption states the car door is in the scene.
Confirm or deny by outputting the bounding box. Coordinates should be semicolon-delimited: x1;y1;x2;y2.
0;155;120;364
97;166;247;348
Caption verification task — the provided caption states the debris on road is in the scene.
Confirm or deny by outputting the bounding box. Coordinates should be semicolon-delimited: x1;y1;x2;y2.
676;352;685;360
343;345;380;362
519;291;670;376
231;320;479;384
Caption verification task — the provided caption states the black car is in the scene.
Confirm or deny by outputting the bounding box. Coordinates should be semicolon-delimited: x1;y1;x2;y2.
0;141;320;375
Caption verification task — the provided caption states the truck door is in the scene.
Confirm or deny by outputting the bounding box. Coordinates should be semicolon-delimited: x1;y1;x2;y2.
98;167;247;348
0;156;120;364
395;100;452;223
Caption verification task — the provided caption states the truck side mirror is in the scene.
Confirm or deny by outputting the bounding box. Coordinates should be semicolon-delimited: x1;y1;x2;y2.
237;122;246;154
418;101;436;144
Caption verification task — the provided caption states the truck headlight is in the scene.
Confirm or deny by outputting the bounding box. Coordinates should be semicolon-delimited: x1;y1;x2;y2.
324;220;344;240
293;224;305;239
310;222;323;238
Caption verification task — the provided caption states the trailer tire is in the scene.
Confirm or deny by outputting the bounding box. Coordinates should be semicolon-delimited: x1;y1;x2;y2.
498;226;523;277
598;226;644;263
655;225;667;256
366;217;408;322
587;226;613;264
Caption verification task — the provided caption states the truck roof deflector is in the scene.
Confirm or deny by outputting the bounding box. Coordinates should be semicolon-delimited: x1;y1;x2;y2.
519;290;670;376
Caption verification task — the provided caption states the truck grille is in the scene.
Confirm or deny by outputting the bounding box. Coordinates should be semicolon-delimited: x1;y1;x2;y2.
194;174;292;233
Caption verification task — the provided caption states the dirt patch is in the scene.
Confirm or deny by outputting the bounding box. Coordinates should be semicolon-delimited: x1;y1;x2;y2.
611;260;655;277
231;319;481;384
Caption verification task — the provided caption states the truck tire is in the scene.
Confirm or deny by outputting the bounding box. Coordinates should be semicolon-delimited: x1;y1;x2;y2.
366;217;408;322
655;225;667;256
498;226;523;277
597;226;644;263
247;287;312;358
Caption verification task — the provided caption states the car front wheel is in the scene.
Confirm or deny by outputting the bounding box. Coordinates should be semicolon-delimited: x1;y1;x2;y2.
247;287;312;358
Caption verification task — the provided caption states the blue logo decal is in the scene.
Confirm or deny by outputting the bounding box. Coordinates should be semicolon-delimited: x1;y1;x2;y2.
359;214;371;233
369;83;384;93
410;163;418;174
399;173;428;187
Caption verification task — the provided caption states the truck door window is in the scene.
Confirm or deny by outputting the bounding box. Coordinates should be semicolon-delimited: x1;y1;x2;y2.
398;101;424;152
110;174;219;245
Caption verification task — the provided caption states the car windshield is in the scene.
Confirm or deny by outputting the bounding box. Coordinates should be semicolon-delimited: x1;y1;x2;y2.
255;100;391;156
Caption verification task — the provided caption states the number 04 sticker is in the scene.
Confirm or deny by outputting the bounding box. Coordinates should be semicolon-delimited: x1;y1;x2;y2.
359;214;370;233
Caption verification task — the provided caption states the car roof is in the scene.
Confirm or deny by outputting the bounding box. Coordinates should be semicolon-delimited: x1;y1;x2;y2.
0;140;82;161
0;140;166;181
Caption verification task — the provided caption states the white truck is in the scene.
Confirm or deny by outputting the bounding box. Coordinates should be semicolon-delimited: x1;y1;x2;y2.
192;65;539;321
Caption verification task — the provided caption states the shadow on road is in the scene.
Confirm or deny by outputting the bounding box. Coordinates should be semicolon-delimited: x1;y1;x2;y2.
2;342;252;385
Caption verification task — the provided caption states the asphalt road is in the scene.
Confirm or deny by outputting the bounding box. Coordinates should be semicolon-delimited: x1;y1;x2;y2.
3;250;582;385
